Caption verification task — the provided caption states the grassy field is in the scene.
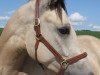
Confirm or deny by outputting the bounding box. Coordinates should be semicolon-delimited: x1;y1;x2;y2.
76;30;100;39
0;28;3;35
0;28;100;39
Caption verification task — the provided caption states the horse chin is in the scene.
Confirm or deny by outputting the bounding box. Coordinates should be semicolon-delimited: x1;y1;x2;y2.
65;71;94;75
64;60;94;75
64;68;94;75
46;60;94;75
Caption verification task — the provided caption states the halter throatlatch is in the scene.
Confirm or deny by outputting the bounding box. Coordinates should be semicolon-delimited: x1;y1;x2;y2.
34;0;88;75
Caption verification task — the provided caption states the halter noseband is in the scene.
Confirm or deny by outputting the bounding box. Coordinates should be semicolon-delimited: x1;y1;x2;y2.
34;0;87;75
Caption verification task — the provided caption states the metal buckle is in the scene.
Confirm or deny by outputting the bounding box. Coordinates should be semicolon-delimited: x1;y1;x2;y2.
61;59;69;70
34;18;40;26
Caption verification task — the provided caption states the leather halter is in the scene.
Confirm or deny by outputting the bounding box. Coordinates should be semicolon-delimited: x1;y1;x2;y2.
34;0;87;75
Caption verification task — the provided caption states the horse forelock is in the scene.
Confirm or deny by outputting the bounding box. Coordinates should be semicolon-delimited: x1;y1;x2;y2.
28;0;67;21
47;0;66;21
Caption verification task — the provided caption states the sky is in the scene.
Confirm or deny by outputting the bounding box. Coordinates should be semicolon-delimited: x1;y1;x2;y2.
0;0;100;31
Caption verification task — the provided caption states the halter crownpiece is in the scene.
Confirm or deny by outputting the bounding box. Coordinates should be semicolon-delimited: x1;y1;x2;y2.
34;0;88;75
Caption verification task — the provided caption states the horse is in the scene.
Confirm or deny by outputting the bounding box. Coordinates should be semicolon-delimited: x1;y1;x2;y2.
0;0;100;75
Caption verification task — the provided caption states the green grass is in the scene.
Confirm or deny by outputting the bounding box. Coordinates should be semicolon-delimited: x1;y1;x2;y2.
76;30;100;39
0;28;3;35
0;28;100;39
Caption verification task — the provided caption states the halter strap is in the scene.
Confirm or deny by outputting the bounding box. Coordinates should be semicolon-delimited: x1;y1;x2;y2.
35;0;40;18
34;0;87;75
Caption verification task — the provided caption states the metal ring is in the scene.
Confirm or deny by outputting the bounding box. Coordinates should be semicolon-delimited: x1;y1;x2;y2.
61;59;69;70
34;18;40;26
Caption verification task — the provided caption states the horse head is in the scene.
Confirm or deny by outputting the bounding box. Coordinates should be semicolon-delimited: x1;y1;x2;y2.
25;0;94;75
0;0;95;75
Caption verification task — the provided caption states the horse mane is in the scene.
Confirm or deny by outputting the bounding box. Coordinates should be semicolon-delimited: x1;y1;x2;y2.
48;0;66;21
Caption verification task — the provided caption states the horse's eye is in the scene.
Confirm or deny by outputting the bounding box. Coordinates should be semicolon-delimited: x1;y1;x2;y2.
58;26;70;35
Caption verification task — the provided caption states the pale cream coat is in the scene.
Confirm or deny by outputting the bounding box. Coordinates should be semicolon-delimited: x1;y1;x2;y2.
0;0;100;75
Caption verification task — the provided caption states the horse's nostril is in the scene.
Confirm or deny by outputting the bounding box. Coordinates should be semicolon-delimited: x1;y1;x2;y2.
58;26;70;34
